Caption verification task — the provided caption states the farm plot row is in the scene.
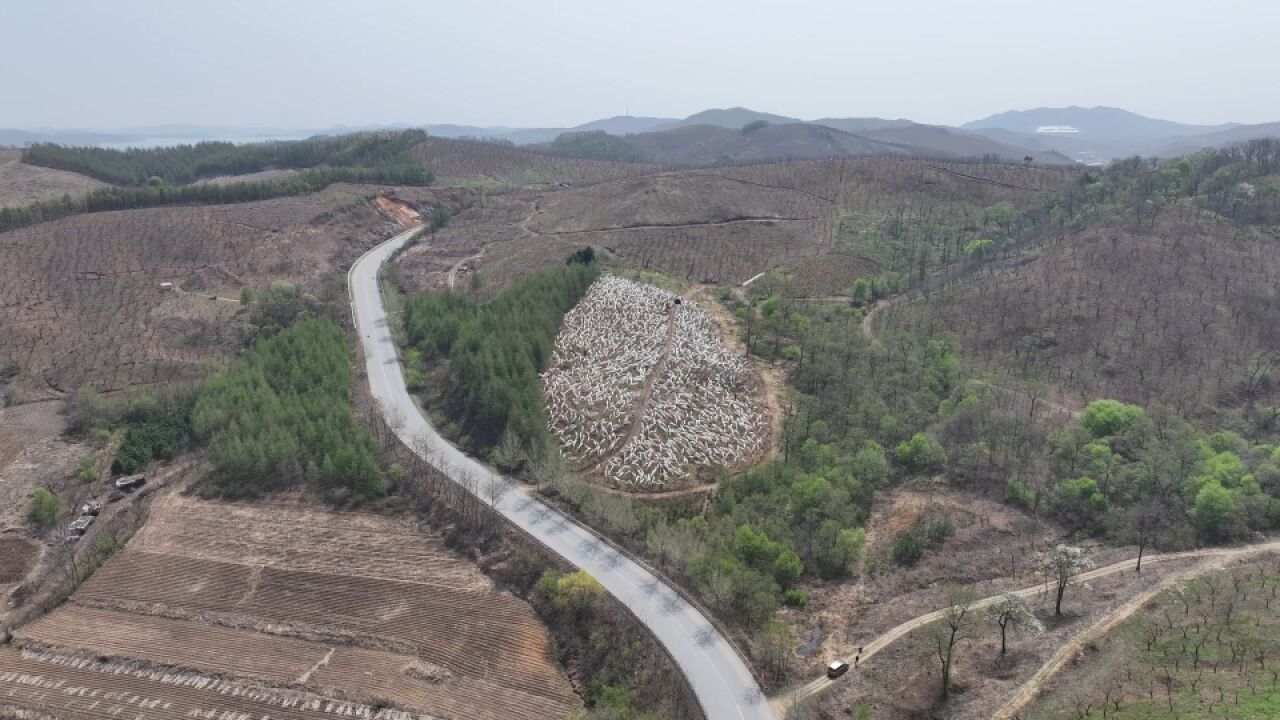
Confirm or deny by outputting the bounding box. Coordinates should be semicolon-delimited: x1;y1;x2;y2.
0;647;435;720
544;275;766;489
130;494;489;590
15;606;575;720
73;551;572;705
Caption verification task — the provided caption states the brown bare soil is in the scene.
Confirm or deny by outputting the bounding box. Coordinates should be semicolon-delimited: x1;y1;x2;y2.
781;252;879;297
131;494;490;590
797;562;1199;720
373;195;423;227
0;185;461;401
0;401;88;532
779;483;1280;720
394;158;1077;304
0;149;106;209
792;486;1085;671
0;537;38;585
12;492;579;720
0;645;440;720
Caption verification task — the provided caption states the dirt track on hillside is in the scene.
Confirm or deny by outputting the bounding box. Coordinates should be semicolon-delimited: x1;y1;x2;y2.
777;539;1280;713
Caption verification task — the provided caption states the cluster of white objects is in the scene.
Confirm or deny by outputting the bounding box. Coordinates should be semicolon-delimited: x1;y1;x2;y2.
543;275;765;489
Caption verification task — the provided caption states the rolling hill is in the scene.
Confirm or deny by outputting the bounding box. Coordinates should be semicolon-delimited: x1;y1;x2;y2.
1151;121;1280;156
861;125;1074;164
652;107;802;131
962;106;1245;160
536;123;914;166
535;120;1077;167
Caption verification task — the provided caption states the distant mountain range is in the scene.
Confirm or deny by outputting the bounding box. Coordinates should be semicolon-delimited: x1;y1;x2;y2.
4;106;1278;167
962;106;1280;164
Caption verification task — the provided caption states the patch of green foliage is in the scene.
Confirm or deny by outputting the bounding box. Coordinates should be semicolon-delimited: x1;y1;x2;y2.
77;456;97;483
402;263;599;462
1044;405;1280;546
111;410;189;476
192;317;383;501
891;518;953;566
1081;398;1146;438
636;294;962;631
28;488;60;528
533;570;681;720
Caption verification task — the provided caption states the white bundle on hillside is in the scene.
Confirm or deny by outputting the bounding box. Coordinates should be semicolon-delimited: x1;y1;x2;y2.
543;275;766;489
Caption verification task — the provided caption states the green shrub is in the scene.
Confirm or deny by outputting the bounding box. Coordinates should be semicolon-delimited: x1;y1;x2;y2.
1081;399;1145;437
77;456;97;483
925;519;954;546
892;531;924;566
782;588;810;608
1006;476;1036;509
894;432;947;474
28;488;60;528
112;413;189;475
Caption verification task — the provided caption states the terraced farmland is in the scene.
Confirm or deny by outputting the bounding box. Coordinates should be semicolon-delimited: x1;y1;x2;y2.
8;494;579;720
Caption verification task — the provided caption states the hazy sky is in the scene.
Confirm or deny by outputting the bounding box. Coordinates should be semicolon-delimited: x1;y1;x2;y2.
4;0;1277;129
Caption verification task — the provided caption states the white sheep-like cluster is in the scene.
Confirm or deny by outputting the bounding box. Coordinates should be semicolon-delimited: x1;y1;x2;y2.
543;275;765;489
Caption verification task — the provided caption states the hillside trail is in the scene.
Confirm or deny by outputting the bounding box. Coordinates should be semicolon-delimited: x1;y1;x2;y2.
582;302;679;477
775;538;1280;713
446;249;485;290
990;541;1278;719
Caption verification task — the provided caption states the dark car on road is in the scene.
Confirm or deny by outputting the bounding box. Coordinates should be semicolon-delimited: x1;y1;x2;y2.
826;660;849;679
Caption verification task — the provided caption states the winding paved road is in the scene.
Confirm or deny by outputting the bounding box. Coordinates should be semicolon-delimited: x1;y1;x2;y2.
350;227;776;720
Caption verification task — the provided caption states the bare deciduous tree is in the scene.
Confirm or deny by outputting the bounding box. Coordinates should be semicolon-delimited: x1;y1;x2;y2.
931;585;977;699
1038;544;1094;616
987;592;1044;656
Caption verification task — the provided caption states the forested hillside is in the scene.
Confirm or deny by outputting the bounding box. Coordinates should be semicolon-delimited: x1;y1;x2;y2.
402;261;600;460
22;130;429;186
864;139;1280;555
192;317;383;500
0;131;435;233
887;138;1280;418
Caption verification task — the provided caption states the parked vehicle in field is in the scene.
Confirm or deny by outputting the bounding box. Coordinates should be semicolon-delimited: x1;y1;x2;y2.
114;474;146;492
826;660;849;679
67;515;95;539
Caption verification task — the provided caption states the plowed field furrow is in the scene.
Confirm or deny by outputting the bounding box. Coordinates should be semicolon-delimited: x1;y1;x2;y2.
39;491;579;719
316;648;580;720
0;648;434;720
15;606;325;686
74;551;568;702
131;495;488;590
13;607;579;720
